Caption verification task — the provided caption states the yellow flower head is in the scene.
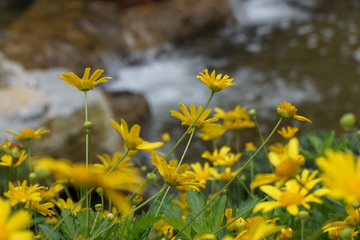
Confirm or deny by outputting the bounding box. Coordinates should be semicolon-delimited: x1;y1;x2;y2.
234;216;283;240
151;154;205;191
316;149;360;203
197;69;236;92
170;103;218;134
162;132;171;143
323;205;360;234
4;180;41;206
214;106;250;121
190;162;216;184
252;138;302;189
56;198;82;215
277;101;312;123
0;197;34;240
213;167;241;182
213;152;242;167
4;127;50;140
201;146;231;163
0;151;27;168
197;124;227;141
223;119;255;131
59;68;112;91
253;179;326;216
277;126;299;139
94;152;135;173
110;118;163;152
26;201;55;216
278;228;294;240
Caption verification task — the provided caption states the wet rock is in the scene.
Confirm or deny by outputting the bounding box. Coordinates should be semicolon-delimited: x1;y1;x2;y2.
0;0;235;73
0;52;123;161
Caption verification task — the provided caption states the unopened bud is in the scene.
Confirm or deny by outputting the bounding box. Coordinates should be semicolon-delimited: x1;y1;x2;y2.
235;222;246;233
339;228;352;240
96;187;103;196
248;109;256;116
141;165;147;172
146;173;157;182
34;235;42;240
29;172;38;182
340;113;356;130
352;201;360;209
239;175;246;182
162;132;171;143
34;165;50;179
299;210;309;223
106;213;115;221
84;121;92;129
95;204;102;211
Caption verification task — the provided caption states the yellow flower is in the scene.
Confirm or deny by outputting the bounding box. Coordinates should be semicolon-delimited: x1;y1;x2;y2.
109;118;163;152
94;152;135;173
162;132;171;143
224;208;245;233
278;228;294;240
213;167;241;182
277;101;312;123
316;149;360;203
251;138;301;189
253;179;326;216
223;119;255;131
277;126;299;139
0;197;34;240
190;162;216;184
151;154;205;191
40;184;64;202
0;139;23;158
59;68;112;91
150;219;174;240
245;142;256;153
234;216;283;240
213;152;242;167
201;146;231;163
194;234;216;240
4;127;50;140
0;151;27;168
323;205;360;233
197;124;227;141
214;106;250;121
4;180;41;206
197;69;236;92
55;198;82;215
170;103;218;134
268;142;285;155
26;201;55;216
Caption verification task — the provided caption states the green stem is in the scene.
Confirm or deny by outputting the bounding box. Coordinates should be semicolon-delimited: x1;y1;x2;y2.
212;139;217;151
84;91;90;229
174;117;283;238
237;175;252;197
90;212;99;235
301;222;305;240
63;186;72;200
250;159;254;196
227;131;232;147
252;115;272;172
236;130;240;154
133;156;143;168
175;127;195;172
155;185;170;216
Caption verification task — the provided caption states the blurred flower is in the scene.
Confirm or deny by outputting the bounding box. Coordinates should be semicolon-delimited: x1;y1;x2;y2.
4;180;41;206
214;106;249;121
277;101;312;123
26;201;55;216
55;198;82;216
151;154;205;191
0;151;27;168
59;68;112;91
0;197;34;240
190;162;216;184
278;228;294;240
0;139;23;158
201;146;231;163
94;152;134;173
172;193;189;216
170;103;218;134
316;149;360;203
198;124;227;141
110;118;163;152
194;234;216;240
268;142;285;155
253;179;326;216
196;69;236;92
245;142;256;153
4;128;50;140
223;119;255;131
234;216;283;240
40;184;63;202
213;167;241;182
277;126;299;139
150;219;174;240
162;132;171;143
213;152;242;167
323;205;360;236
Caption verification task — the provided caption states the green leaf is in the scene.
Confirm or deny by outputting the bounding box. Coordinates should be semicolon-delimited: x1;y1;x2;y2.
128;214;162;240
334;138;349;151
324;131;335;149
38;223;62;240
30;216;47;227
210;195;226;233
307;135;324;155
60;209;78;239
186;190;207;235
237;196;261;219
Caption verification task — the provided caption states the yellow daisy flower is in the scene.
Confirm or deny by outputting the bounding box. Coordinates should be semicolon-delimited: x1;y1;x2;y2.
40;184;64;202
278;228;294;240
214;106;250;121
251;138;301;189
277;126;299;139
196;69;236;92
213;167;241;182
94;152;134;173
268;142;285;155
323;205;360;233
109;118;163;152
224;208;245;233
4;181;41;206
213;152;242;167
59;68;112;91
197;124;227;141
222;119;256;131
0;197;34;240
277;101;312;123
190;162;216;184
26;201;55;216
253;179;326;216
170;103;219;134
0;151;27;168
234;216;283;240
316;149;360;203
4;127;50;140
55;198;82;216
201;146;231;163
150;219;174;240
151;154;205;191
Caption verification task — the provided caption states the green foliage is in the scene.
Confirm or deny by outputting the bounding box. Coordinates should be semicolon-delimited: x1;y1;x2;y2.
237;196;261;219
126;213;162;240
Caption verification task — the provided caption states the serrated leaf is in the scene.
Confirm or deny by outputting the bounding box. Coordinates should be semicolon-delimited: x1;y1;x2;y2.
38;223;62;240
60;209;77;239
128;214;162;240
210;195;226;233
186;190;207;235
324;131;335;149
334;138;349;150
162;198;182;219
30;216;47;227
237;196;261;219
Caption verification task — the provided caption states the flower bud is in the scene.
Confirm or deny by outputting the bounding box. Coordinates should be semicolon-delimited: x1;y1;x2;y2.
96;187;103;196
141;165;147;172
162;132;171;143
34;165;51;179
84;121;92;129
248;109;256;116
226;223;236;232
235;222;246;233
352;201;360;209
339;228;352;240
34;235;42;240
146;173;157;182
95;204;102;212
299;210;309;223
239;175;246;182
29;172;38;182
340;113;356;130
106;213;115;221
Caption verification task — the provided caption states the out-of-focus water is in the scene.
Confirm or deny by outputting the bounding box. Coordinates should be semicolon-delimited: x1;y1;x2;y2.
106;0;360;158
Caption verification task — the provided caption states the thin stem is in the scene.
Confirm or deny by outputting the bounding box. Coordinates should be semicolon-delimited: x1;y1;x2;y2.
227;131;232;147
174;117;283;238
155;185;170;216
301;222;305;240
212;139;217;151
107;149;130;175
252;115;272;172
250;159;254;196
63;186;72;200
84;91;90;229
90;212;99;235
237;176;252;197
175;127;195;172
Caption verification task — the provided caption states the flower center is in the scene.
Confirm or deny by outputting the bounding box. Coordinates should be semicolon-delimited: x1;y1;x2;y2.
279;192;303;206
275;159;298;178
20;129;35;139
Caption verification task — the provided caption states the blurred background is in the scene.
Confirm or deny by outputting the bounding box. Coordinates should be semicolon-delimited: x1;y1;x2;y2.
0;0;359;163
